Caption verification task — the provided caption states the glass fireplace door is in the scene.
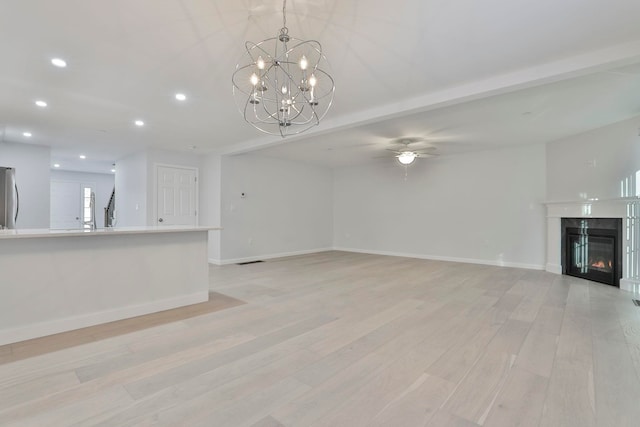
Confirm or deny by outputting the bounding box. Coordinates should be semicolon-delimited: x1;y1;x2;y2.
566;232;616;285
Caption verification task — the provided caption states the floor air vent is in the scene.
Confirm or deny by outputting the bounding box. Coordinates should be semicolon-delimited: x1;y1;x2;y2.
236;260;264;266
633;299;640;307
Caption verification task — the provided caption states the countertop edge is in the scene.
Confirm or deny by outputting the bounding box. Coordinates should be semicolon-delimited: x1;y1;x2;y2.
0;226;222;240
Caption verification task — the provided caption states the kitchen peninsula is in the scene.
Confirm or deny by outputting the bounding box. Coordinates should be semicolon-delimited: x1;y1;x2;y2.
0;226;219;345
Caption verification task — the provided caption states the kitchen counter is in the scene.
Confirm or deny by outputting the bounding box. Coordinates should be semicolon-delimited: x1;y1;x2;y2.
0;225;220;239
0;226;220;345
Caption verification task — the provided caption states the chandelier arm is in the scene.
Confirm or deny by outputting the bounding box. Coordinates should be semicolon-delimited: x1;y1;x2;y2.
232;3;334;137
285;102;305;122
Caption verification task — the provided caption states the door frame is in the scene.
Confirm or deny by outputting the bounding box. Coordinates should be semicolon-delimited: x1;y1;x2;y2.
152;163;199;226
50;179;97;229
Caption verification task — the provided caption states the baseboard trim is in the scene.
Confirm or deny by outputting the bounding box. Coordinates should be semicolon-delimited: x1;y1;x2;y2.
0;291;209;346
621;278;640;294
545;263;563;274
333;247;545;270
210;247;333;266
210;246;545;270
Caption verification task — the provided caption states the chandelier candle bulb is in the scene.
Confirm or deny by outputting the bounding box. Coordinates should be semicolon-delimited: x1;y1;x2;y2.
232;0;335;137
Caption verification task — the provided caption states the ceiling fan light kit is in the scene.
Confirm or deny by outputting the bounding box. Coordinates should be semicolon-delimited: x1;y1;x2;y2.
232;0;335;137
397;151;417;165
388;138;437;166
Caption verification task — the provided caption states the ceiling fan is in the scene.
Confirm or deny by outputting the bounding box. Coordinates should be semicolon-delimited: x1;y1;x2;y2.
386;138;438;165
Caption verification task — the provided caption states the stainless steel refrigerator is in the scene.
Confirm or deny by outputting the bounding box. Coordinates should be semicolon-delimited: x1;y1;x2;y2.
0;167;19;229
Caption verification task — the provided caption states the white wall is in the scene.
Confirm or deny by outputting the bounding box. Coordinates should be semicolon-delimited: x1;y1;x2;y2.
220;154;333;263
50;170;115;228
0;142;50;228
333;144;547;269
115;151;147;226
547;115;640;200
201;154;222;262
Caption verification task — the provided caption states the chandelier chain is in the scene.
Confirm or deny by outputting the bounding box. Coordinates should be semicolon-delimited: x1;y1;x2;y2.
282;0;287;29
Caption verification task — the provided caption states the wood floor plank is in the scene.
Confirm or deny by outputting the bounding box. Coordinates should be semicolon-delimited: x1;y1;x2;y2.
441;351;516;424
540;285;597;427
190;377;310;427
425;410;481;426
310;336;457;427
482;367;548;427
249;415;286;427
540;359;596;427
74;331;256;383
368;373;456;427
424;314;502;384
531;304;565;336
2;385;133;427
592;336;640;426
515;325;558;378
0;252;638;425
274;310;446;425
123;314;336;400
0;371;80;412
0;292;244;365
509;282;550;322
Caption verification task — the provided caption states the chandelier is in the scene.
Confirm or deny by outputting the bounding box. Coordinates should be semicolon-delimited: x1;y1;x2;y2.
232;0;335;137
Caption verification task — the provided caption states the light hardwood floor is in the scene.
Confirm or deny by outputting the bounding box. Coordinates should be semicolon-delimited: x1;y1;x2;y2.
2;251;640;426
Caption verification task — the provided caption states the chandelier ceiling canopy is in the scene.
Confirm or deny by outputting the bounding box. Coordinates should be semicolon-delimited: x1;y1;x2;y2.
232;0;335;137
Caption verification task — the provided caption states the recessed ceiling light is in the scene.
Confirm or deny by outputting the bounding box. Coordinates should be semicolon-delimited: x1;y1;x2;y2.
111;168;116;173
175;93;187;101
23;132;32;137
35;100;48;107
134;120;144;127
79;154;86;159
53;163;60;168
51;58;67;68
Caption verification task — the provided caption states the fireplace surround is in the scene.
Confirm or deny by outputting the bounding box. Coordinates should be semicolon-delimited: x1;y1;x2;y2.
544;198;640;293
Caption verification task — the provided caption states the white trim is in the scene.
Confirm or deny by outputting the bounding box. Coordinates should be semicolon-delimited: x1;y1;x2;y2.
211;247;545;270
210;247;333;265
545;263;563;274
333;247;545;270
153;163;199;226
0;291;208;346
620;278;640;294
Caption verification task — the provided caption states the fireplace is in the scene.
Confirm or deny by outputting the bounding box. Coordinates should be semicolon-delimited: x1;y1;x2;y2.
561;218;622;287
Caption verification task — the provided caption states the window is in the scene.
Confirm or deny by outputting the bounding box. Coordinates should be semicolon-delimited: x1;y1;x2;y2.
82;185;94;228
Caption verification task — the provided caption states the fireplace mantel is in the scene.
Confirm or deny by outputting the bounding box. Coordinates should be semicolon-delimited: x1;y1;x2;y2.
544;198;640;293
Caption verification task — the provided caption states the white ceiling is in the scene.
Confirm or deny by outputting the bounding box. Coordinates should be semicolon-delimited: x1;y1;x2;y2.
255;63;640;166
1;0;640;172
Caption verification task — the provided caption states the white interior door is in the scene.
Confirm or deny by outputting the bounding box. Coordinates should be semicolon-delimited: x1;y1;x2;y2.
156;165;197;226
50;181;81;229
